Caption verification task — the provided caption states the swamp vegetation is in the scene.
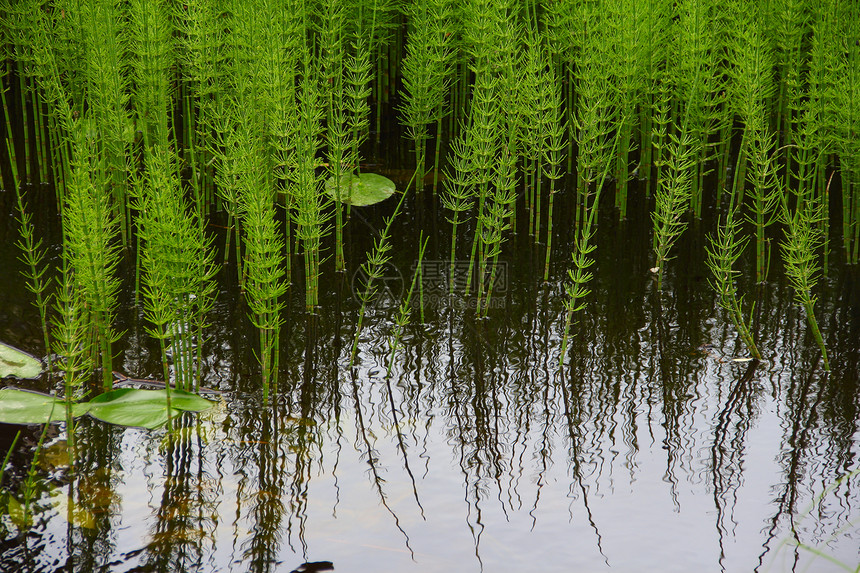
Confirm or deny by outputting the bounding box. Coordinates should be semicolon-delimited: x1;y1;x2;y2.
1;0;860;570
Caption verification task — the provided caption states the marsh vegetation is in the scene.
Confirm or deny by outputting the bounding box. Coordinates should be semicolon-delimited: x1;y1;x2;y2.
1;0;859;571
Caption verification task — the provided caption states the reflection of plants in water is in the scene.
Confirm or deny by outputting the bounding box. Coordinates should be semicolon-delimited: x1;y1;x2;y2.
3;0;860;568
767;469;860;573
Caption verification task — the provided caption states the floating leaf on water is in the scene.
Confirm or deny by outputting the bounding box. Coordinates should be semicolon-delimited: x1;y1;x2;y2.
86;388;214;429
0;388;85;425
324;173;396;207
0;342;42;379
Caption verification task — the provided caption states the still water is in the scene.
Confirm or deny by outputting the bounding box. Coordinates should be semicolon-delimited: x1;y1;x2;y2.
1;177;859;573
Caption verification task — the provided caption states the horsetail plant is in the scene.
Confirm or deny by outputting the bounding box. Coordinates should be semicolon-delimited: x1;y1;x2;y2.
128;0;174;151
349;188;410;368
62;121;123;390
558;136;617;369
607;0;647;219
51;255;93;466
779;185;830;371
572;3;617;233
706;194;762;360
291;57;330;313
478;114;518;315
385;234;429;378
542;53;566;281
81;0;134;245
671;0;724;218
134;147;218;391
13;178;52;369
175;0;226;219
462;73;502;297
237;139;287;401
399;0;455;193
725;3;774;208
651;121;696;292
319;0;351;271
440;135;475;294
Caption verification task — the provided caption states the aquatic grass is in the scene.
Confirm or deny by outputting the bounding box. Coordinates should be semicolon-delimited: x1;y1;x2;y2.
651;121;696;292
291;56;331;313
607;0;648;219
133;147;218;392
779;181;830;371
706;193;761;360
349;187;409;368
128;0;173;151
399;0;455;193
13;185;52;370
61;121;123;390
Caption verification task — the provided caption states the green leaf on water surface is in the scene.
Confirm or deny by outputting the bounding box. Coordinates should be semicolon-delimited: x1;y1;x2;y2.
0;342;43;379
0;388;86;425
324;172;396;206
86;388;214;429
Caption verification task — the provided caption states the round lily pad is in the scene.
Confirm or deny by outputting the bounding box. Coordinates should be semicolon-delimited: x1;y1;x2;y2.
324;173;396;207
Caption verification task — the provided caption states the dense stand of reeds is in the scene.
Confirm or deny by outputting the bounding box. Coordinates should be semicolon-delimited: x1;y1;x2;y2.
3;0;858;388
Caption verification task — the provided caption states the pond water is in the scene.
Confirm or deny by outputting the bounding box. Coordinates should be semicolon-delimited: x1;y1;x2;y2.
1;169;859;573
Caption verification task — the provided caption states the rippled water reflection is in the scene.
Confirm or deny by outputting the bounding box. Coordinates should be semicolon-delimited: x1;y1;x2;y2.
1;185;859;572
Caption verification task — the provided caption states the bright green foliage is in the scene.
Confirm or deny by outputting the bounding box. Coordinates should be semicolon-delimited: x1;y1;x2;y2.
61;122;123;390
651;125;696;291
134;147;218;391
399;0;455;193
706;199;761;360
780;190;830;371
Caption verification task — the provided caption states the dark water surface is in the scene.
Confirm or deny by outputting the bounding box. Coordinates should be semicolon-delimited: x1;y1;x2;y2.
1;176;859;573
